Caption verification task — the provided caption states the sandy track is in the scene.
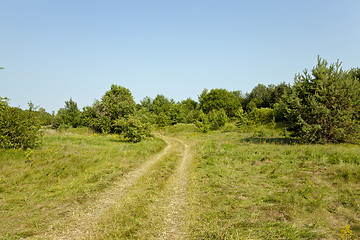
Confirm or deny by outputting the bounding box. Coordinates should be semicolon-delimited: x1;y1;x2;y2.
29;135;192;240
33;137;172;240
159;137;192;240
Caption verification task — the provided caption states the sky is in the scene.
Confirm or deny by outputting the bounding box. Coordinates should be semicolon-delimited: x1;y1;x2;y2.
1;0;360;112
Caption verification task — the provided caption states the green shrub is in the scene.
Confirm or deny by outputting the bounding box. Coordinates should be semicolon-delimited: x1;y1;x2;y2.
91;116;112;133
208;109;227;130
195;111;210;133
0;99;42;149
235;107;249;128
114;115;152;143
156;112;171;127
169;104;183;125
247;107;275;125
183;109;202;124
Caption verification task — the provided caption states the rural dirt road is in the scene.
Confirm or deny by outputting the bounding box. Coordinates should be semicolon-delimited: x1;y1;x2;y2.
33;135;192;240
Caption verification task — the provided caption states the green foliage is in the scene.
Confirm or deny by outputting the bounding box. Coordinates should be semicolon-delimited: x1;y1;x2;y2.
91;115;112;133
195;111;210;133
79;106;97;127
101;85;136;120
234;107;249;128
156;112;171;127
283;57;360;143
53;98;81;128
140;94;180;127
152;94;173;114
80;85;139;135
208;109;228;130
0;98;42;149
136;107;157;125
180;98;197;112
349;67;360;83
199;88;242;118
247;107;275;125
35;108;52;126
244;83;290;110
235;107;274;128
168;104;183;125
114;115;152;143
63;98;81;127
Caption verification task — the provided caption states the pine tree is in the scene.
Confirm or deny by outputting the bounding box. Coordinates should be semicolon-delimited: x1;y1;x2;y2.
283;57;360;143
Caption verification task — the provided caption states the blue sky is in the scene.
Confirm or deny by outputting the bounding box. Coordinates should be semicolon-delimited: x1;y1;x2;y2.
1;0;360;112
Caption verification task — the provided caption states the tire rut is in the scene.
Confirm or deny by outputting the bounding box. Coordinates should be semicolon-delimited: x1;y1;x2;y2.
32;137;172;240
158;137;192;240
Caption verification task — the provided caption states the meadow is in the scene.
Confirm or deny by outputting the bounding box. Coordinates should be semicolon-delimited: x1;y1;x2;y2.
172;124;360;239
0;124;359;239
0;128;165;239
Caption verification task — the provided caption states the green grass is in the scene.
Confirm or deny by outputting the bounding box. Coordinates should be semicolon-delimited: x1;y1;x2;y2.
90;142;182;239
166;124;360;239
0;128;165;239
2;124;360;239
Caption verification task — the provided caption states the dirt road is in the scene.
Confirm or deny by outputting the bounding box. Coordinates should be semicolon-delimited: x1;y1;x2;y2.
33;135;192;240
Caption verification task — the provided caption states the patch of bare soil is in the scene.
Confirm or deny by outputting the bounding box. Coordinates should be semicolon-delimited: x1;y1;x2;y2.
159;137;192;240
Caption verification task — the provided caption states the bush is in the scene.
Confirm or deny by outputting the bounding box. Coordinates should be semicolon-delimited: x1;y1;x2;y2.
234;107;249;128
208;109;227;130
183;109;202;124
195;111;210;133
114;115;152;143
247;107;275;125
0;99;42;149
156;112;171;127
91;116;112;133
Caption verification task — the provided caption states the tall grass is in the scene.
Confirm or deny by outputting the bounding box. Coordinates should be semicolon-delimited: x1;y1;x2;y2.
167;125;360;239
0;128;165;239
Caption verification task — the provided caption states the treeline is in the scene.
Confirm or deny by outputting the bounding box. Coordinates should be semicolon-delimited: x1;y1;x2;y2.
50;84;289;141
1;57;359;147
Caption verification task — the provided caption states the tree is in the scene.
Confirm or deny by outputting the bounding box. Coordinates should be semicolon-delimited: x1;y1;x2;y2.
179;98;198;123
283;57;360;143
140;95;178;127
180;98;198;112
63;98;81;127
245;84;268;109
243;83;290;110
152;94;173;115
101;85;136;120
54;98;81;128
199;88;242;118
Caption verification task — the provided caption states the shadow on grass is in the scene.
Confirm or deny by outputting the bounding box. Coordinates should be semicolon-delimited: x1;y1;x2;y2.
242;137;300;145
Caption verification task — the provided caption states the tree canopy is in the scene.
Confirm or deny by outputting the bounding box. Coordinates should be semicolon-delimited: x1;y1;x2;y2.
199;88;242;118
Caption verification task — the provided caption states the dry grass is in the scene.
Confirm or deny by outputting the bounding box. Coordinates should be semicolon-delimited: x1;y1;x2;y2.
0;128;165;239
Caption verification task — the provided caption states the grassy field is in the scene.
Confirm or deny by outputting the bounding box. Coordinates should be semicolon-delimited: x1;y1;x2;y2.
1;124;359;239
0;128;165;239
167;124;360;239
